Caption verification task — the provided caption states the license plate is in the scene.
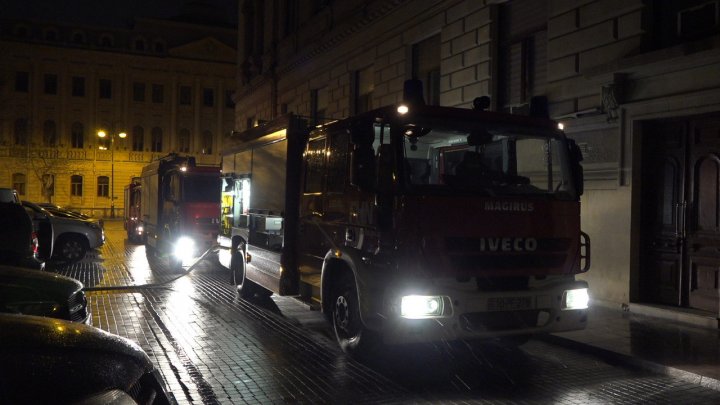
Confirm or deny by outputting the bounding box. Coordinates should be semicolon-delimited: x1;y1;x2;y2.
487;296;533;311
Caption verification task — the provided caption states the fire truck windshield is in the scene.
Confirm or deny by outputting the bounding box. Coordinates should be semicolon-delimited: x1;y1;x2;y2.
399;125;577;200
182;175;221;203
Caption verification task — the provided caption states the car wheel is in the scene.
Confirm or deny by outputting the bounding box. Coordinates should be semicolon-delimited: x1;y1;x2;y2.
232;244;269;298
331;272;379;358
57;235;87;262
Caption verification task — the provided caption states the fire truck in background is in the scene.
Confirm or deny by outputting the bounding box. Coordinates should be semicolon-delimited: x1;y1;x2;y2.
123;177;143;243
217;80;590;357
139;154;221;271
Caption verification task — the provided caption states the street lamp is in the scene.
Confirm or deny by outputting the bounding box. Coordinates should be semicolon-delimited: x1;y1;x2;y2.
97;129;126;218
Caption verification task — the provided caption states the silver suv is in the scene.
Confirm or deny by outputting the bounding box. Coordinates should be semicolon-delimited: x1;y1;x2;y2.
22;201;104;262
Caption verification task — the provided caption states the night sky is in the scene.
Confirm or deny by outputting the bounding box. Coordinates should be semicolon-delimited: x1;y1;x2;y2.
0;0;237;27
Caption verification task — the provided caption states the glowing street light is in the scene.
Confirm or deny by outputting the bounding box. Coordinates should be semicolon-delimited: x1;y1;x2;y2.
97;129;126;218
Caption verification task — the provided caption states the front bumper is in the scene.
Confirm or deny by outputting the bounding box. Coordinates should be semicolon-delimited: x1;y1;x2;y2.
379;279;589;345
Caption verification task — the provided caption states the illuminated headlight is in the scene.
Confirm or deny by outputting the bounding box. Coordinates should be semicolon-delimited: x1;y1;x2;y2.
562;288;589;310
136;225;144;233
401;295;445;319
174;236;196;260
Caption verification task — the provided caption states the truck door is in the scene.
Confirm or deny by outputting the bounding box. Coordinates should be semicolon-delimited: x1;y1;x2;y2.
298;136;327;276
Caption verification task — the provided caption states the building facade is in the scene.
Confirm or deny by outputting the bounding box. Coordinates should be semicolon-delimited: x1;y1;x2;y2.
0;17;236;217
233;0;719;323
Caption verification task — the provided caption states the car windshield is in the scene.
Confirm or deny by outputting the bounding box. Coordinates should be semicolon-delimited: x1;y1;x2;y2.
183;175;222;203
397;124;576;199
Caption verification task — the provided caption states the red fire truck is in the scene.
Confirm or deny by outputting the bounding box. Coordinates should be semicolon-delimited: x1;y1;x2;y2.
217;82;590;357
140;154;221;271
123;177;143;243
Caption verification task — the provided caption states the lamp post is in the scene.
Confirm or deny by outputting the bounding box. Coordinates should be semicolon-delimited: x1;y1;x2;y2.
97;129;126;218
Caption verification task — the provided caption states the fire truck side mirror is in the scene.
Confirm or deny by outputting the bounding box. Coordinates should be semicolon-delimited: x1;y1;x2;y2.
568;139;584;196
350;146;376;191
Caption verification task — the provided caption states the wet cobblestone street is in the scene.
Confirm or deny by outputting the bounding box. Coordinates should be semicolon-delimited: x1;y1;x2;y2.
50;221;720;404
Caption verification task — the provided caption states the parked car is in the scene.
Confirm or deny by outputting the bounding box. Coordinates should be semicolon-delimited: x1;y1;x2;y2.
0;313;175;404
22;201;104;262
36;202;104;228
0;187;20;204
0;265;90;324
0;202;44;270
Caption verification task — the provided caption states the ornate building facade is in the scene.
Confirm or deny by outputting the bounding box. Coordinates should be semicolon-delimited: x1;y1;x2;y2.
233;0;720;323
0;16;236;217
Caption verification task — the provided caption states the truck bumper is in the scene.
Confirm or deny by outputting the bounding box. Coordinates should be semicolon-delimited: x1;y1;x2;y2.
378;278;588;345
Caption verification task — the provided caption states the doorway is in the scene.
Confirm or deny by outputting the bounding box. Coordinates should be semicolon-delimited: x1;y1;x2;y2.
640;114;720;314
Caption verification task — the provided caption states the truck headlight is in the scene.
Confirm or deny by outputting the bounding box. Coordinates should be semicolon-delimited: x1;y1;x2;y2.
174;236;196;260
400;295;447;319
562;288;589;310
136;225;144;233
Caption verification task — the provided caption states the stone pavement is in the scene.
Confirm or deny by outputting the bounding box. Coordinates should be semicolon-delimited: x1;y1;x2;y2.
50;220;720;403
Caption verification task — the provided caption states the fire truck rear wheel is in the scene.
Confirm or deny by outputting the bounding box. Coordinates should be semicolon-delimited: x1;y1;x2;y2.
232;246;270;298
331;273;378;358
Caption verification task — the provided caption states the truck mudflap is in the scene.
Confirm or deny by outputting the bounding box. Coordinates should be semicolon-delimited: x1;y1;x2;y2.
375;279;589;346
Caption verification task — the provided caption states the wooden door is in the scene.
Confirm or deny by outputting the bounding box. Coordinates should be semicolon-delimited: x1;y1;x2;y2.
641;120;687;306
686;116;720;312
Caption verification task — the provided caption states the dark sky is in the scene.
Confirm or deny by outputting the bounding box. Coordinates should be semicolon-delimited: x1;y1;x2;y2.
0;0;237;27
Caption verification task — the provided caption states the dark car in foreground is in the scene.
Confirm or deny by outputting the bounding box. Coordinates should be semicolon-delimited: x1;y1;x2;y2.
0;202;45;270
0;265;90;324
0;313;174;404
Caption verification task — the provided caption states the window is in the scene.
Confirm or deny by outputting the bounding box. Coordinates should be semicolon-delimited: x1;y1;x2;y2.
354;67;374;114
225;90;235;108
201;131;213;155
151;127;162;152
133;82;145;102
412;34;441;105
326;131;349;192
497;0;548;113
42;174;54;198
304;137;326;193
650;0;720;48
178;129;190;153
132;126;144;152
311;87;328;125
72;76;85;97
44;74;58;95
179;86;192;105
152;84;164;103
71;122;84;148
203;88;215;107
43;120;57;147
71;175;83;196
100;35;113;47
15;72;29;92
97;176;109;197
14;119;28;146
12;173;26;196
99;79;112;99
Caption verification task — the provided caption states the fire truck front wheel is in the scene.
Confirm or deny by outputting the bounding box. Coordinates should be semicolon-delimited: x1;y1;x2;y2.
231;246;270;299
331;272;379;358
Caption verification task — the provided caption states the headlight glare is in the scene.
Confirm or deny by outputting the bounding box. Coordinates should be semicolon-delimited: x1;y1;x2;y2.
401;295;445;319
174;236;196;260
562;288;589;310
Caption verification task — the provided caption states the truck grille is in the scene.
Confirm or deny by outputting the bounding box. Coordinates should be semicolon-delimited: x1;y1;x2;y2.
460;310;544;332
445;237;571;252
449;254;566;270
68;291;88;323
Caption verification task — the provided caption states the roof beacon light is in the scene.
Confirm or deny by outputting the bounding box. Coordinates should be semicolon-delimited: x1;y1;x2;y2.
397;105;409;114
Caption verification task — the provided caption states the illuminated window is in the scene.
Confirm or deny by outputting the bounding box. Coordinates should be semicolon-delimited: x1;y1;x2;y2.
97;176;109;197
71;175;83;196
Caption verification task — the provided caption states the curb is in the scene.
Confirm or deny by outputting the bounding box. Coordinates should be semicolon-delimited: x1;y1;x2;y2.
538;334;720;392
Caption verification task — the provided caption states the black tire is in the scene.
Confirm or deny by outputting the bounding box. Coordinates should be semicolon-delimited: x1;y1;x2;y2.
331;272;379;358
56;235;87;262
231;244;270;298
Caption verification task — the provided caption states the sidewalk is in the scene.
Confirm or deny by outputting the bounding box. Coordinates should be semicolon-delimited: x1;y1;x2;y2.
542;301;720;391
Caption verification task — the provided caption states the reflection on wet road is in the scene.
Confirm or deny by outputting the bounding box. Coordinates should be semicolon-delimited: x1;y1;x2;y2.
51;221;720;404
